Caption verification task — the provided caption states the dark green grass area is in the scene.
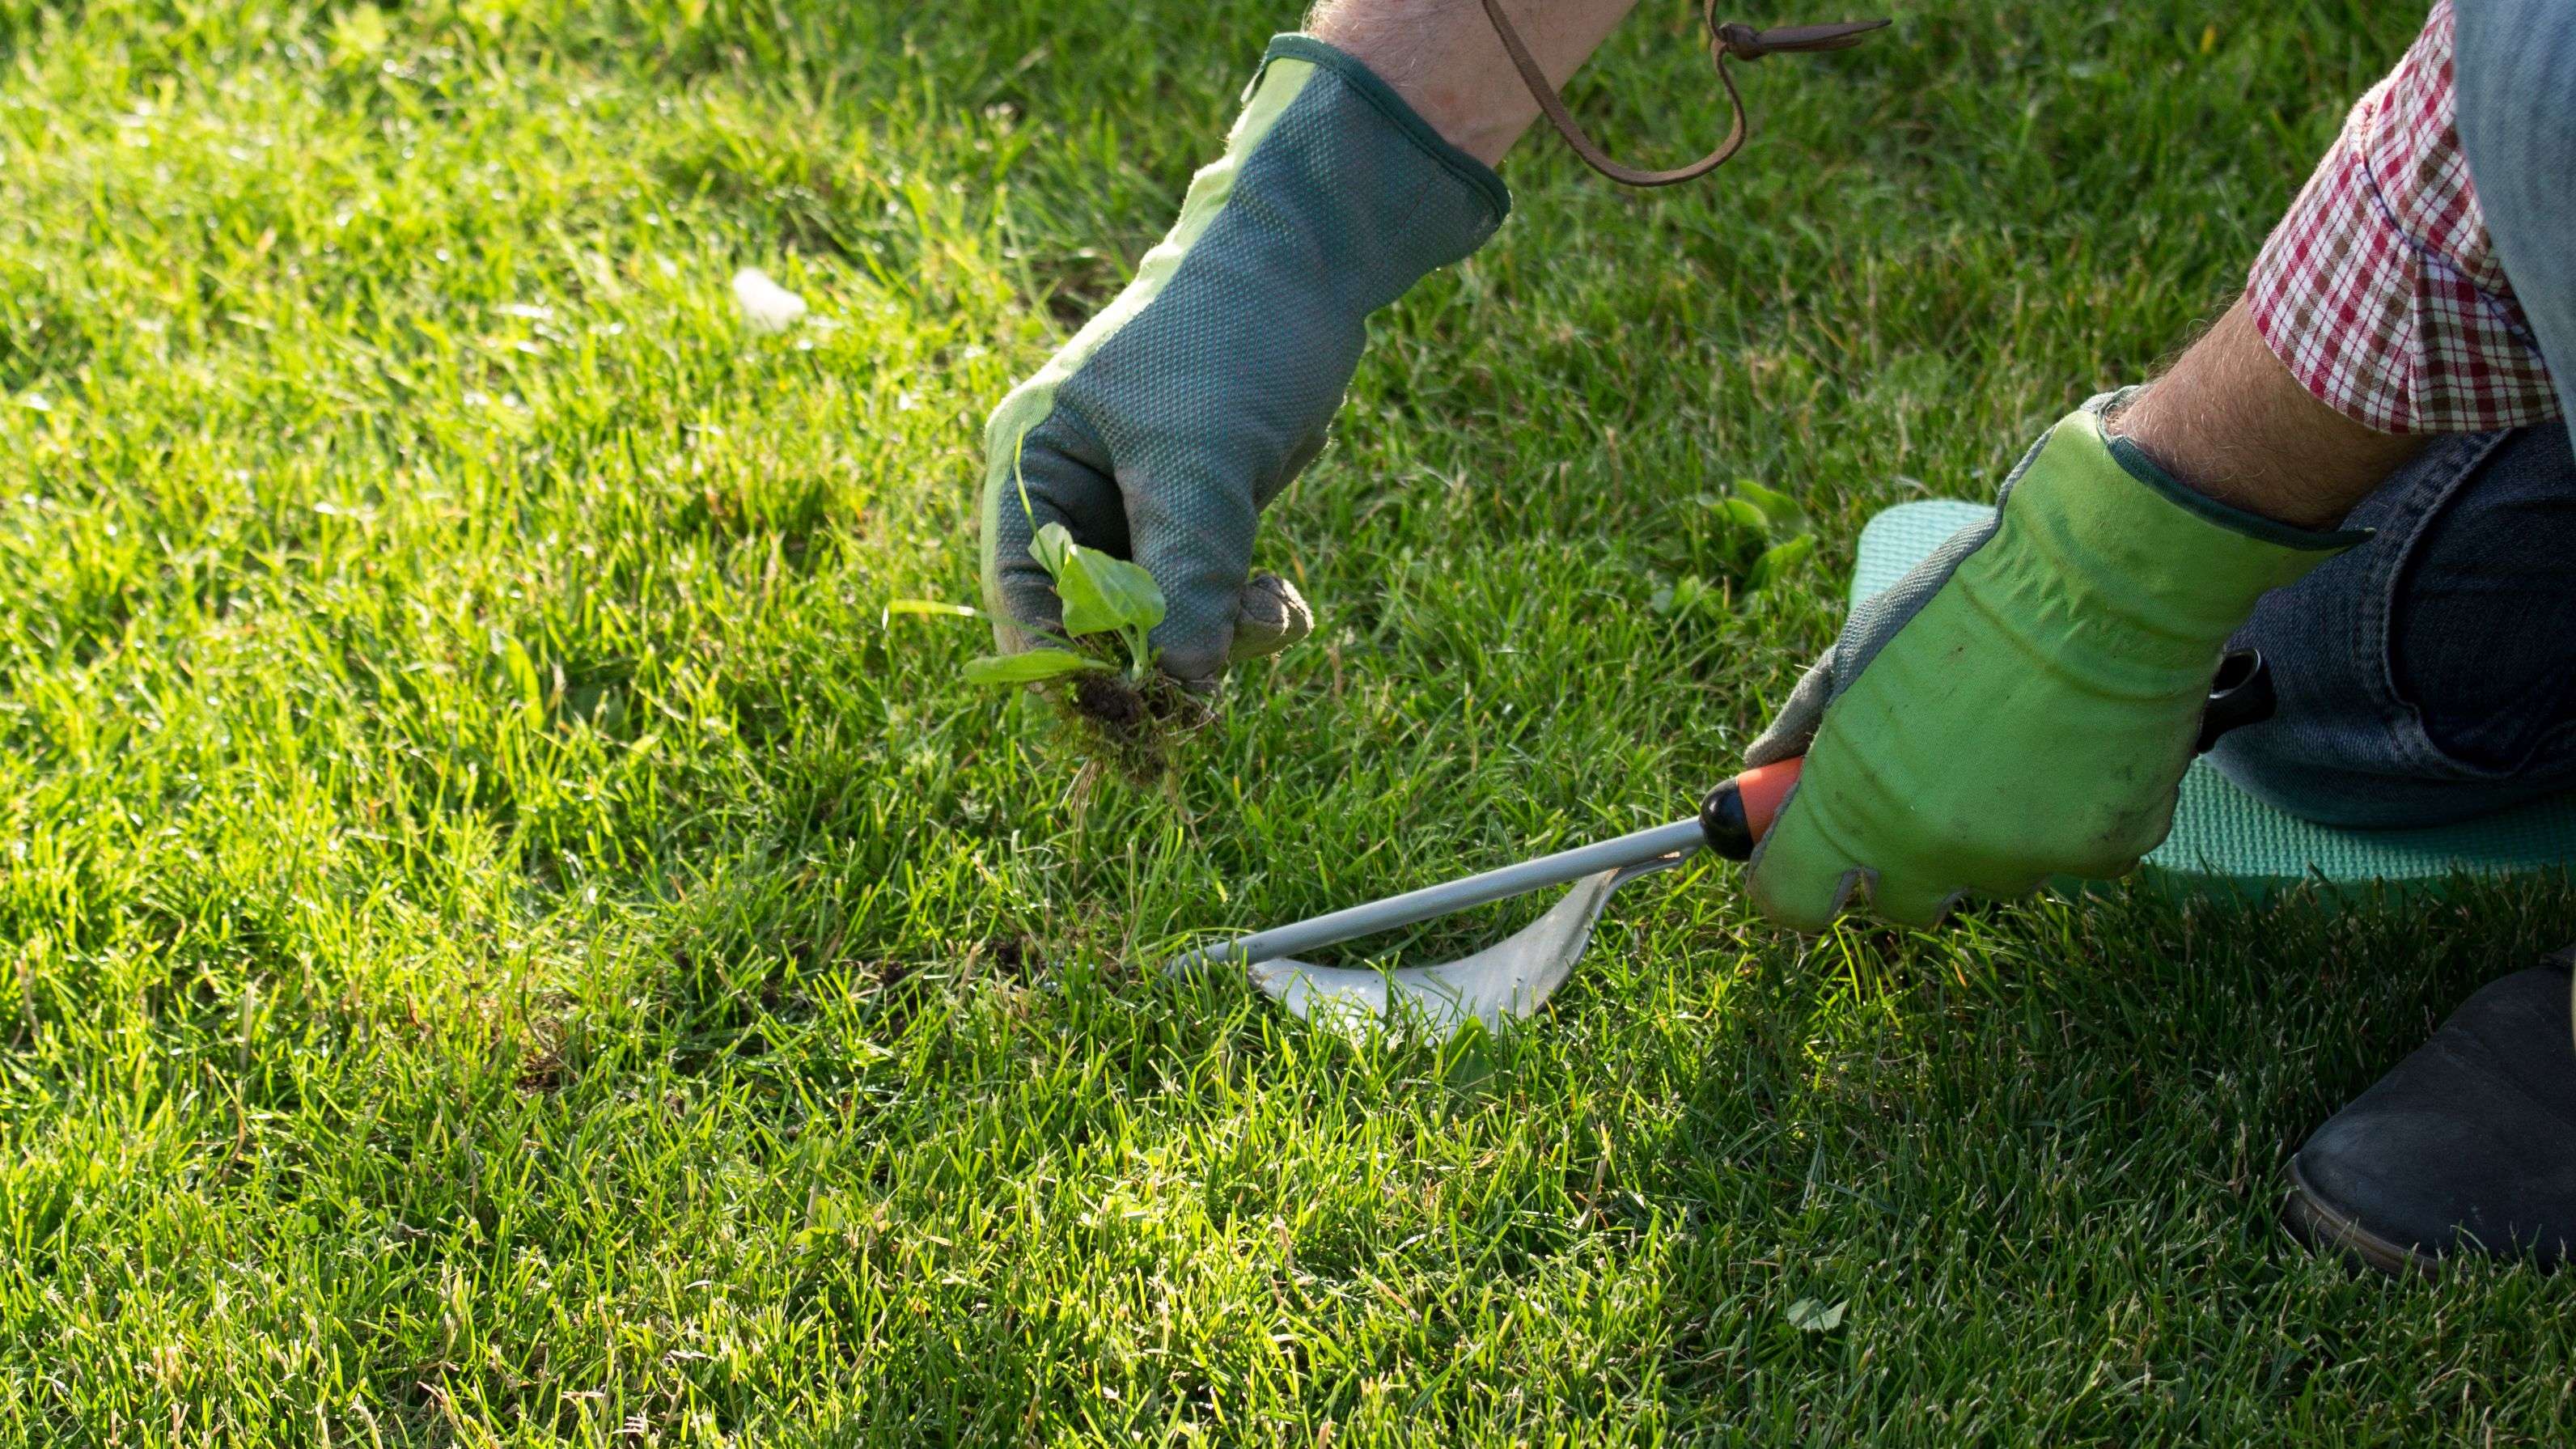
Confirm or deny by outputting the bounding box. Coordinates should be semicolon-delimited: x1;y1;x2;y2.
6;0;2571;1442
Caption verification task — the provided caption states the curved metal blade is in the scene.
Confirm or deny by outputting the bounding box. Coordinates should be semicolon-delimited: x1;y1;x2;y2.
1247;853;1689;1041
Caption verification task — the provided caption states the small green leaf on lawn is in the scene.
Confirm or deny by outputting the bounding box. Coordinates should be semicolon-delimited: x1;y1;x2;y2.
1650;574;1715;616
964;650;1109;685
1718;497;1771;534
1749;535;1816;592
1734;479;1811;537
1786;1298;1847;1332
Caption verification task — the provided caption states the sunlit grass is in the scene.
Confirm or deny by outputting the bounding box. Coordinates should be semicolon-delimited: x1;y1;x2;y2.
5;1;2571;1443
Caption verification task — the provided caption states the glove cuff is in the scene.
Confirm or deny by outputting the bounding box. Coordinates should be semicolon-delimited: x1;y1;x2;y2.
2102;432;2375;549
1231;36;1511;308
1257;36;1514;234
2003;408;2366;643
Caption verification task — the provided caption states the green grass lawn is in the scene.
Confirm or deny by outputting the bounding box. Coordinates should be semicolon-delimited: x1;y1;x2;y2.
7;0;2576;1441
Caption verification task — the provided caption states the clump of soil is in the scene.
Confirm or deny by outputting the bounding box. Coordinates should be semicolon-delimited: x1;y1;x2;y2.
1064;670;1211;783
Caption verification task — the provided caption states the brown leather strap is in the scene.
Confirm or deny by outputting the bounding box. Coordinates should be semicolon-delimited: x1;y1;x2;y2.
1477;0;1887;187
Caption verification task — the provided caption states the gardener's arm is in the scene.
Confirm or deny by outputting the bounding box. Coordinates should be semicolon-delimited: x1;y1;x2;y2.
1743;0;2561;929
1310;0;1638;163
2105;300;2421;528
979;2;1633;687
1734;303;2404;929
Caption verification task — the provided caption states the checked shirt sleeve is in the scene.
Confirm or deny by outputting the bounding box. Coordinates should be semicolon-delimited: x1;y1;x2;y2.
2245;0;2558;434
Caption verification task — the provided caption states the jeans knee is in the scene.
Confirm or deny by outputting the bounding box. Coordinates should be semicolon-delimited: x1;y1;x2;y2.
2206;731;2430;829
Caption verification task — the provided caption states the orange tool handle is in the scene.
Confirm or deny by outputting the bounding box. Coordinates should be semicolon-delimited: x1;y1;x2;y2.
1698;757;1804;861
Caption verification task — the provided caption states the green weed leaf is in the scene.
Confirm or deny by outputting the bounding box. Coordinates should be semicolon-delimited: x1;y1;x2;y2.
1057;550;1165;638
964;650;1108;685
1733;480;1810;537
1748;535;1816;592
1718;497;1771;534
1786;1298;1847;1332
1030;521;1076;584
1029;522;1164;642
1649;574;1717;616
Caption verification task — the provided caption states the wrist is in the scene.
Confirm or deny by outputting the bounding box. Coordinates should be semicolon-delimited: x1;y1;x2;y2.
2095;301;2427;532
1307;0;1644;167
2099;389;2346;532
2093;400;2372;554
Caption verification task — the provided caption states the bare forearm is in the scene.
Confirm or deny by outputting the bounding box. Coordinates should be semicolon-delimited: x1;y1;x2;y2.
1307;0;1640;164
2107;298;2426;531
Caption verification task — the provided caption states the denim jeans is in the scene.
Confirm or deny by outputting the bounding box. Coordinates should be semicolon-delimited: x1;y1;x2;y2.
2207;0;2576;829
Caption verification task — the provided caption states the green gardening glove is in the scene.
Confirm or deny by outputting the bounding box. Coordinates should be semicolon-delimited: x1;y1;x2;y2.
980;36;1510;686
1742;396;2367;930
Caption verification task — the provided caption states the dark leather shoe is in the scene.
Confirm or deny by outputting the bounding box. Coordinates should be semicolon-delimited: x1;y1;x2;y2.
2286;953;2576;1273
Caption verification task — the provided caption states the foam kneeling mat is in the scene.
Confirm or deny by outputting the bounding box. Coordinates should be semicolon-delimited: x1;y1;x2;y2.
1852;499;2576;893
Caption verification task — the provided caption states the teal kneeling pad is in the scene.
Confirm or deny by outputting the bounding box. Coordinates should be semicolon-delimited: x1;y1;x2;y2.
1854;501;2576;895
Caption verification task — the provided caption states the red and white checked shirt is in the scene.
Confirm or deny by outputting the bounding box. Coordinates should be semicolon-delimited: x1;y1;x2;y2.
2246;0;2557;434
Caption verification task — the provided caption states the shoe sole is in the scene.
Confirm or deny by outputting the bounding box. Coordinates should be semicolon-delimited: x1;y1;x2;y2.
2282;1157;2440;1277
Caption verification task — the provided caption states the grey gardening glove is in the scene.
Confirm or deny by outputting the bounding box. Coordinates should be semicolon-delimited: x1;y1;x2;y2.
978;36;1510;686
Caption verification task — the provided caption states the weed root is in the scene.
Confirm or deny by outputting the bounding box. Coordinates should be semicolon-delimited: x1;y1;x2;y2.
1064;672;1210;783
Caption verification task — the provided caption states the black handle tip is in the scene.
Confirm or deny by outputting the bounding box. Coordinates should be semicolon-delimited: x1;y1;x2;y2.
1699;781;1759;862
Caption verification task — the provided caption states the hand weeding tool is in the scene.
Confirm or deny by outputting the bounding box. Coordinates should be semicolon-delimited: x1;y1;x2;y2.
1167;650;2274;1038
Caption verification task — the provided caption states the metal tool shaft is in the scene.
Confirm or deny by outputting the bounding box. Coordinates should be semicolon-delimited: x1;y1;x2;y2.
1170;816;1707;973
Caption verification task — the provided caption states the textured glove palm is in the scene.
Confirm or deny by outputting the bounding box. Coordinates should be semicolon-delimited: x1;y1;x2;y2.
979;37;1510;686
1744;402;2365;930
